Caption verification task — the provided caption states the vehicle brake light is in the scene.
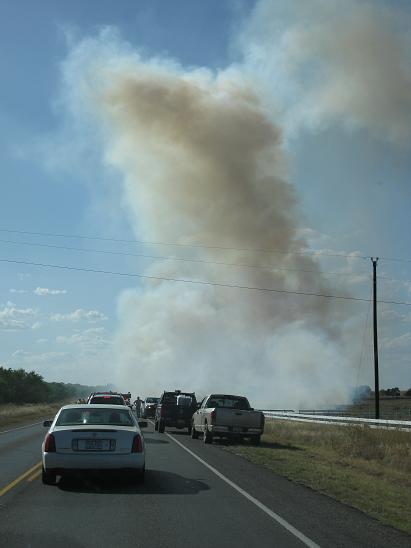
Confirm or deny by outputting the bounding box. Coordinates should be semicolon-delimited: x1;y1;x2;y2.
103;395;110;399
131;434;143;453
44;433;56;452
210;409;216;425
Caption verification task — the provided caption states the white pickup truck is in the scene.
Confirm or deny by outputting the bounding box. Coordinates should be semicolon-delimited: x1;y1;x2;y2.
191;394;264;445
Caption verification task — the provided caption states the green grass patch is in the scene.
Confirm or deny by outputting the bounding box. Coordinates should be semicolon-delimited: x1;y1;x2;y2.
224;420;411;535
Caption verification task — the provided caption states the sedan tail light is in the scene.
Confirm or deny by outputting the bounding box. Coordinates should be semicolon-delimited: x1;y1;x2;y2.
44;433;56;452
131;434;143;453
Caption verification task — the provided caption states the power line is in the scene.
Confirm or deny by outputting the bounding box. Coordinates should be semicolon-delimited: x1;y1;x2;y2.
0;227;370;260
0;237;371;279
2;256;411;306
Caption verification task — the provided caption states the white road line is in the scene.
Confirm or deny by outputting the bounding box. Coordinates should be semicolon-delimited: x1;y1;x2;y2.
165;430;320;548
0;421;42;435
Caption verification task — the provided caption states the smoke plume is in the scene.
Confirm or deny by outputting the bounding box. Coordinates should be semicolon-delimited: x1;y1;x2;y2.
237;0;411;144
78;58;350;408
60;0;411;406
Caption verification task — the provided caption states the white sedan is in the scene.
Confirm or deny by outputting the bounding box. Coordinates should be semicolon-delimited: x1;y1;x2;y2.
42;404;146;485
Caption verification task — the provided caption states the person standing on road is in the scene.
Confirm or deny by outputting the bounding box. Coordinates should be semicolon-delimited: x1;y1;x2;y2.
135;396;142;418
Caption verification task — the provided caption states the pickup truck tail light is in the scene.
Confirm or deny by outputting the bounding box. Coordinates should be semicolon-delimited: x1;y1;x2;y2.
160;406;165;418
210;409;216;425
44;433;56;452
131;434;143;453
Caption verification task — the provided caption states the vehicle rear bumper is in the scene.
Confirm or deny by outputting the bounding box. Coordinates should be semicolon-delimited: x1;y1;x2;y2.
208;426;263;435
43;452;145;471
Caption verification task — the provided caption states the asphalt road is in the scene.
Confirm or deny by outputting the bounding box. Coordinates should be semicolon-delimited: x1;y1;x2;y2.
1;417;410;548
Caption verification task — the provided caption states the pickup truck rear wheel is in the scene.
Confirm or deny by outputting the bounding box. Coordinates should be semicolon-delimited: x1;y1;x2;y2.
203;424;213;444
158;419;165;433
250;435;261;445
191;422;199;439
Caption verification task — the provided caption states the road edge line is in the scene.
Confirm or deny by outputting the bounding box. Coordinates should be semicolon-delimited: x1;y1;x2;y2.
166;431;320;548
0;421;43;435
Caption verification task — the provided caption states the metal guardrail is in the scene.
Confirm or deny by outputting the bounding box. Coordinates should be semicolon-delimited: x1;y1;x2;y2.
261;411;411;431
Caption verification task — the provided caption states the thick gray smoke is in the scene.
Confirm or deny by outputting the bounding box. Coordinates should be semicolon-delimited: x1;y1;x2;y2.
59;0;411;407
237;0;411;144
92;63;350;407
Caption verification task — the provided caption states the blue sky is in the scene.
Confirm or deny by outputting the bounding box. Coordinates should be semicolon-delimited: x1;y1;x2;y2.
0;0;410;406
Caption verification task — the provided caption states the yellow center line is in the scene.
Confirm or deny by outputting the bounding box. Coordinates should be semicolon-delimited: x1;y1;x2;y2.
27;469;42;482
0;461;42;496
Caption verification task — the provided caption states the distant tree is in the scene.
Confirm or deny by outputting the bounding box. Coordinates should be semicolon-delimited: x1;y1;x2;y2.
0;366;109;404
405;388;411;397
385;387;401;397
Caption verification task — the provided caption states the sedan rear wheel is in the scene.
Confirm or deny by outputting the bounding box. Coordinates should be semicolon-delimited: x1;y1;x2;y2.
42;467;56;485
132;467;145;484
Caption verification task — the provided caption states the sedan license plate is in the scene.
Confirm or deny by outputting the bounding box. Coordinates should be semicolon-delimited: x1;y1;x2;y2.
76;439;112;451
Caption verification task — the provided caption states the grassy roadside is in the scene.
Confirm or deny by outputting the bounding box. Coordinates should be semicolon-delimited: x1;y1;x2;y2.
223;420;411;535
0;402;67;429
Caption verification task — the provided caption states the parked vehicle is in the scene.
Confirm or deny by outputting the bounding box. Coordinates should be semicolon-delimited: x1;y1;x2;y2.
142;397;160;418
41;404;147;485
154;390;197;433
121;392;133;409
87;393;126;406
191;394;264;444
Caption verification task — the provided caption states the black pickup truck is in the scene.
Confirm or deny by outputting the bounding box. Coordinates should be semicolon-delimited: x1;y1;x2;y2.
154;390;197;433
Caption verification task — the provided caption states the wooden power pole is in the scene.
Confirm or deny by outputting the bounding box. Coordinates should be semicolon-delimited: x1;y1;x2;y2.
371;257;380;419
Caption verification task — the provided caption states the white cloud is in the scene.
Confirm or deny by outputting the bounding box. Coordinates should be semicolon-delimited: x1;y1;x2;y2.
34;287;67;296
10;350;72;364
0;303;37;330
56;327;109;352
50;308;108;323
9;289;29;294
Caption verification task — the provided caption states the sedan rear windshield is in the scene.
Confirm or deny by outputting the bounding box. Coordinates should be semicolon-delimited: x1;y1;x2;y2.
56;408;134;426
89;396;125;405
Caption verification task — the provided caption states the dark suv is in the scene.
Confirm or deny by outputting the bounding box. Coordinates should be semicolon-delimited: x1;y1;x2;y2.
154;390;197;433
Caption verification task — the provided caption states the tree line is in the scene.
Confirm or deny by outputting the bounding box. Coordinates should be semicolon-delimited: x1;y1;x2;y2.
0;367;110;404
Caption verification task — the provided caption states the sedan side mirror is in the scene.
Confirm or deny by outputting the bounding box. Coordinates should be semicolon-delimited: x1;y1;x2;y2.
43;420;53;427
138;420;148;428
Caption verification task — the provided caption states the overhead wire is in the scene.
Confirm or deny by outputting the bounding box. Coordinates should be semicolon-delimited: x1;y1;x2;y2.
2;257;411;306
0;227;371;260
0;237;371;279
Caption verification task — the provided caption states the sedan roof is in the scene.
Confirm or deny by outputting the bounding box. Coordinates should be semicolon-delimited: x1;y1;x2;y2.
61;404;131;411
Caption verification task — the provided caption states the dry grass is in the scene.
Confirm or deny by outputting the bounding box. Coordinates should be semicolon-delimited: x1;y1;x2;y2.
224;419;411;534
0;402;66;428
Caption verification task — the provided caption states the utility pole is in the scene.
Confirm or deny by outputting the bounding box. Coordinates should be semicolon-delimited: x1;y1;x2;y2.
371;257;380;419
